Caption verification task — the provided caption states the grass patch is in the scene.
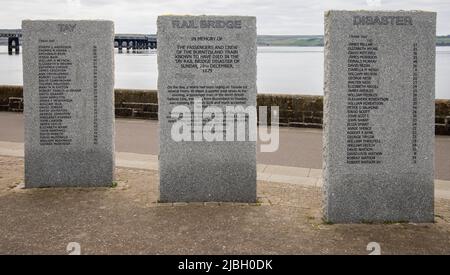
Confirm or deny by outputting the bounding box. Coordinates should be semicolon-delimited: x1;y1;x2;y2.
322;218;334;225
382;220;409;225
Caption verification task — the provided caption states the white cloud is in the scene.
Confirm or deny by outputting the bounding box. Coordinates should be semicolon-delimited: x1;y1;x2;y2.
0;0;448;34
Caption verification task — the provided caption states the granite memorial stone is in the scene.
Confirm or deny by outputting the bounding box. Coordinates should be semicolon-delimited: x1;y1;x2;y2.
157;15;257;202
22;20;115;187
324;11;436;222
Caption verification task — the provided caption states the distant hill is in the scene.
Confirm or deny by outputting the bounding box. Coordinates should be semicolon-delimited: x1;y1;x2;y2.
257;35;324;46
437;35;450;46
257;35;450;47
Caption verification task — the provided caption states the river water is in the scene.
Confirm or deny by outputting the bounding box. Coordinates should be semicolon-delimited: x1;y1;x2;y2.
1;46;449;98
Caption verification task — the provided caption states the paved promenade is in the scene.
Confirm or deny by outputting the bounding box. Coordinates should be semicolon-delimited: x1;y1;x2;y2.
1;112;450;254
1;155;450;254
0;112;449;180
1;140;450;200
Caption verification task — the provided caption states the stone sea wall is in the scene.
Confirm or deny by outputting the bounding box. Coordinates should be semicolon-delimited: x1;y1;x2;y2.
1;85;449;135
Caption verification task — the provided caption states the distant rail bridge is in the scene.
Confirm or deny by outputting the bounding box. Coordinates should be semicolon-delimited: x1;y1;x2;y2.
114;34;157;52
0;30;21;54
0;30;157;54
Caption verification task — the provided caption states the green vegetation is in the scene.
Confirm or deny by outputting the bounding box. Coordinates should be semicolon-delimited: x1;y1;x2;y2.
257;35;450;47
322;218;334;225
257;35;323;47
382;220;408;225
437;35;450;46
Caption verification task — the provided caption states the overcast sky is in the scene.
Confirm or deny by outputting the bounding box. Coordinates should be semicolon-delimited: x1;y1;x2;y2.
0;0;449;35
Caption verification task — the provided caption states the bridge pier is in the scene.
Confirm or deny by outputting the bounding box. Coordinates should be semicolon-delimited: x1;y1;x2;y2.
117;39;123;53
113;36;157;53
8;37;20;55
